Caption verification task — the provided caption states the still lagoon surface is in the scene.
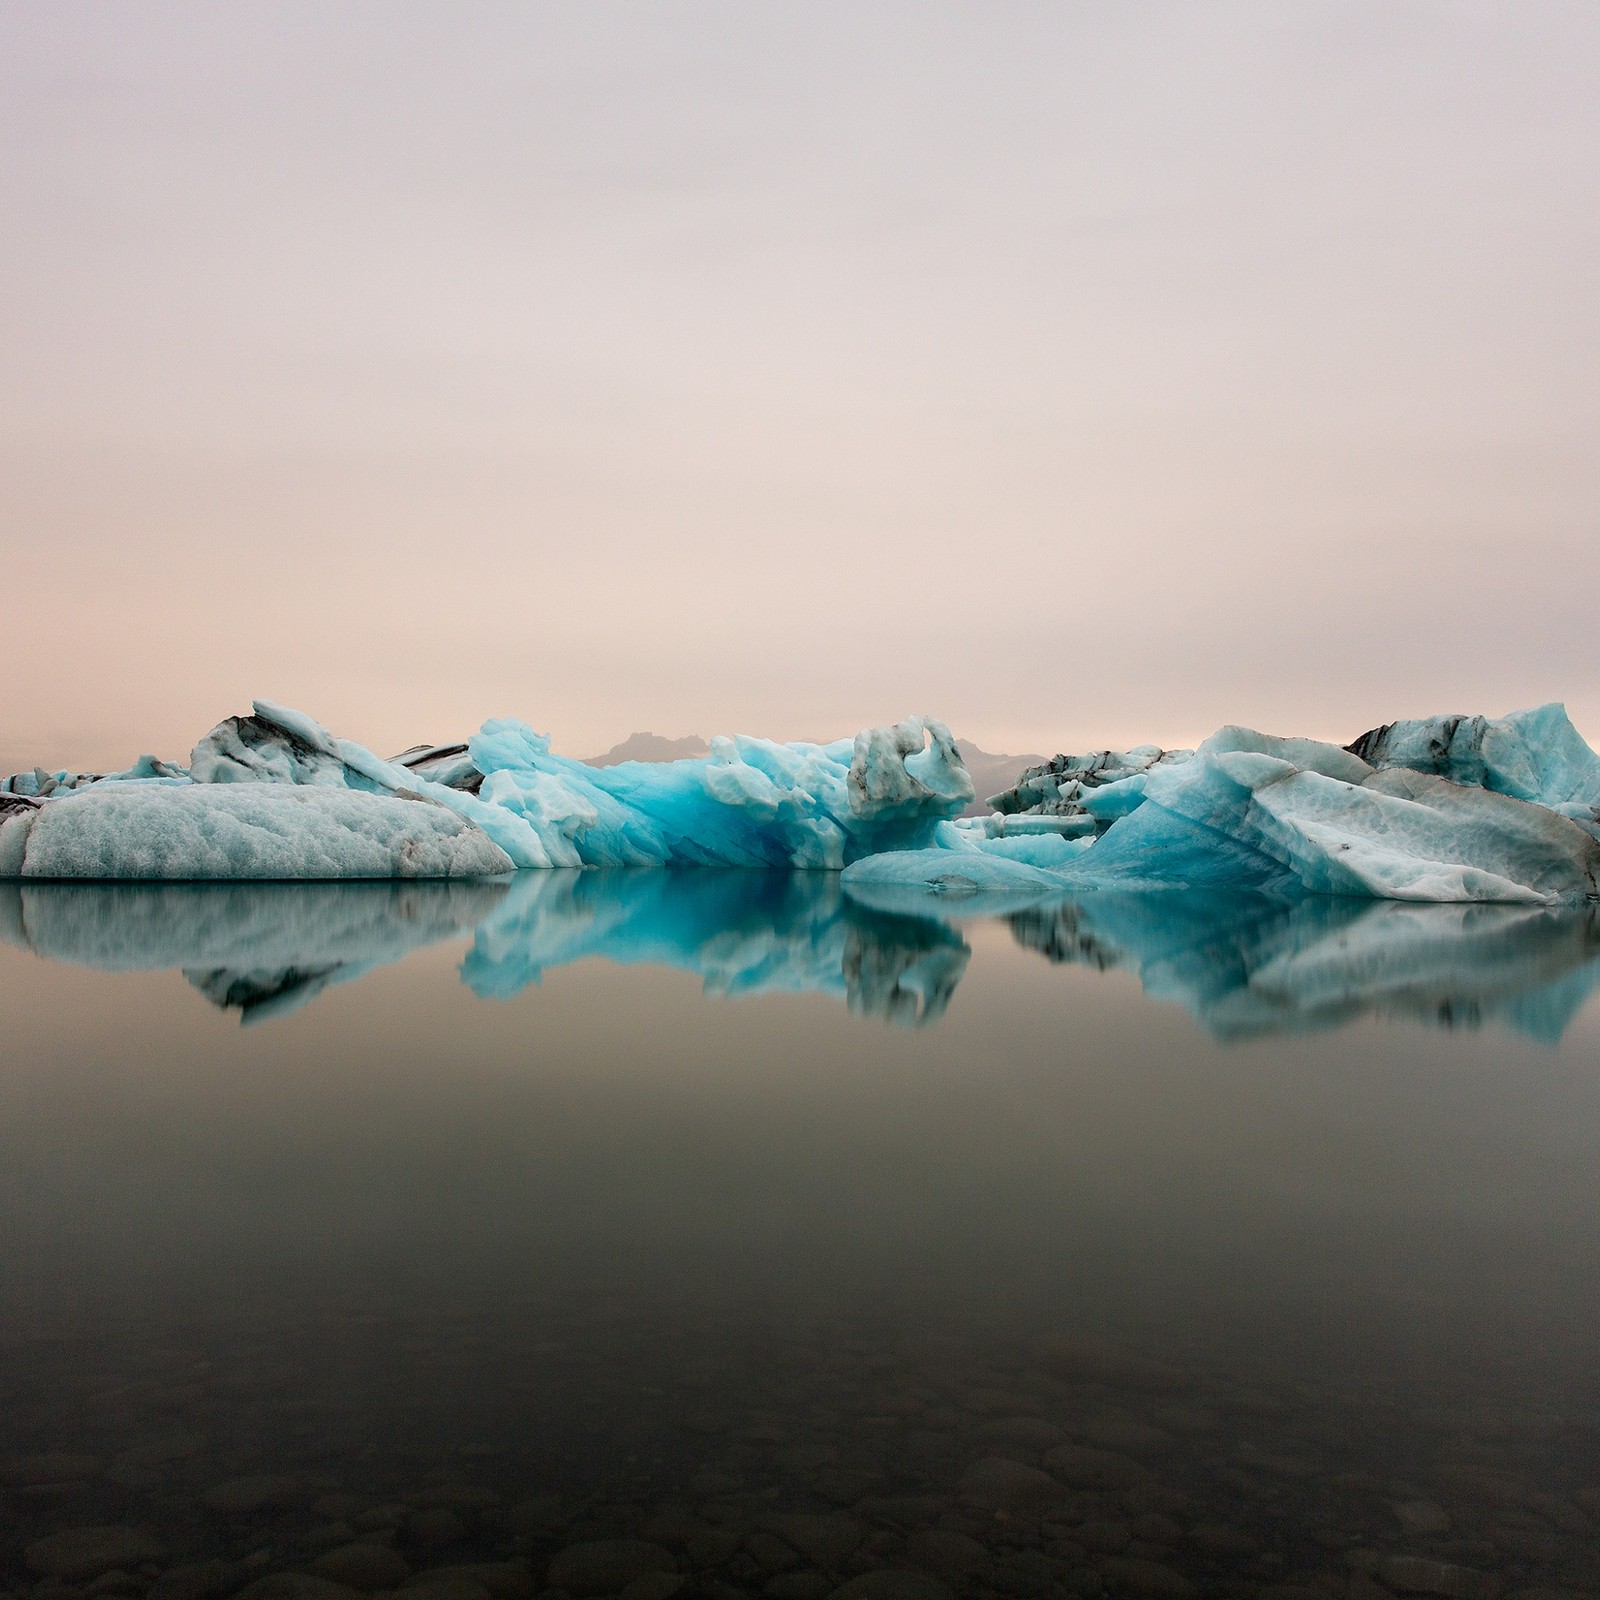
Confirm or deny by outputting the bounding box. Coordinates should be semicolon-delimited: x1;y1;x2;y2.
3;873;1599;1600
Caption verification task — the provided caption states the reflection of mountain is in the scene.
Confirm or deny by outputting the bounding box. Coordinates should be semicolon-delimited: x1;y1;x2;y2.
1008;891;1600;1042
462;870;967;1027
0;880;506;1023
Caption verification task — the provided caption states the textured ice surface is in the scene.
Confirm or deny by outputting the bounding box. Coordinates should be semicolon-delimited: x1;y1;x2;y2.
848;712;1600;906
987;744;1192;819
3;701;972;879
1347;703;1600;833
8;699;1599;899
10;786;513;880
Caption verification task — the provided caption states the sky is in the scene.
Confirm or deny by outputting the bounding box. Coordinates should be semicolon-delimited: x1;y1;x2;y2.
3;2;1598;774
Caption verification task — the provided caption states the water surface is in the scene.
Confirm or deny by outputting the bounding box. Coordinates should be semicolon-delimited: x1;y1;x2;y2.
3;874;1598;1600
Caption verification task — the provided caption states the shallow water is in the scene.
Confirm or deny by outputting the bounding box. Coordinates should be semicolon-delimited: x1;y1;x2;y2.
3;874;1599;1600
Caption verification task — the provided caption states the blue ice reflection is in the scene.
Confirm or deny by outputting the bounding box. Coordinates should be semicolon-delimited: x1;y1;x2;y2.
2;873;1597;1040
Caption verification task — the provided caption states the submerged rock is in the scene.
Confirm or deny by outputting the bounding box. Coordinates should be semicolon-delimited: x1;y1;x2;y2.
26;1528;166;1581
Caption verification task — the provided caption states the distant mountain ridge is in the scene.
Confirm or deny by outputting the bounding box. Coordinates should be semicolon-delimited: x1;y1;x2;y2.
955;741;1046;816
584;732;711;767
584;730;1039;815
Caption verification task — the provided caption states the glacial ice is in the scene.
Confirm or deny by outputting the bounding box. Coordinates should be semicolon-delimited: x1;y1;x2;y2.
1347;703;1600;835
6;785;513;880
847;708;1600;907
3;701;973;880
5;698;1599;903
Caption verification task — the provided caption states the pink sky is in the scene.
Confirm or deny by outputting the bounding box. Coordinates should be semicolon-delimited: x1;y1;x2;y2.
4;3;1598;775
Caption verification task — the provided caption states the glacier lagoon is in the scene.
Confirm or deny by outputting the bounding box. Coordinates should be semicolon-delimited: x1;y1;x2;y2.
5;704;1600;1597
3;868;1600;1600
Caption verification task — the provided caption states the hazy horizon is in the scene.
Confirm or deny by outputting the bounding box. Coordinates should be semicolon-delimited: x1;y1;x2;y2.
5;3;1598;775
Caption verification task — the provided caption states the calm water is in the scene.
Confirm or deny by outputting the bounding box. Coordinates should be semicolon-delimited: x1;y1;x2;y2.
3;874;1599;1600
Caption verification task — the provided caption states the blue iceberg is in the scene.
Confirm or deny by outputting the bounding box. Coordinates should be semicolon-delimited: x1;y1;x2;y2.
845;708;1600;907
2;701;973;880
6;699;1599;904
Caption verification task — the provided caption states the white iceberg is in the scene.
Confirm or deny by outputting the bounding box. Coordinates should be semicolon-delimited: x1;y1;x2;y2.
3;785;513;881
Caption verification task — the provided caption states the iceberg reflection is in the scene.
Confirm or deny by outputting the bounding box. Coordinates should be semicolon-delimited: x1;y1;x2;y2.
1006;891;1600;1042
461;869;967;1027
0;879;508;1023
2;875;1597;1039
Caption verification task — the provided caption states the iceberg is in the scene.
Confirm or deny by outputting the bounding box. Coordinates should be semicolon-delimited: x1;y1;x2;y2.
3;701;973;879
986;743;1192;826
1346;703;1600;835
846;709;1600;907
7;697;1599;903
4;785;513;881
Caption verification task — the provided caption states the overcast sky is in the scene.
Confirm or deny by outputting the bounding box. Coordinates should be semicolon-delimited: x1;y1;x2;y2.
3;2;1597;772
